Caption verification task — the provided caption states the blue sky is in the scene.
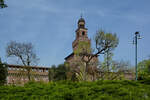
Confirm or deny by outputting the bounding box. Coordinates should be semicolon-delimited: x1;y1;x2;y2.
0;0;150;67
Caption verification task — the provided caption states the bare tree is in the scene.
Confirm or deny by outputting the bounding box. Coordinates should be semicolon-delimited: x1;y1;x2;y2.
6;41;39;80
99;60;133;80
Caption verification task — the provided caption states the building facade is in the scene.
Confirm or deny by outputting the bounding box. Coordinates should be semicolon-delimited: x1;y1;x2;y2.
7;65;50;84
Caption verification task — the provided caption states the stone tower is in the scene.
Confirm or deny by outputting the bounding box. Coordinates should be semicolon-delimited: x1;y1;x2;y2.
65;17;98;66
72;17;91;52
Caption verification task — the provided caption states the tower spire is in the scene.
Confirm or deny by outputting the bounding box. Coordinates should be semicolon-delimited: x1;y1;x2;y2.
80;13;83;18
78;14;85;29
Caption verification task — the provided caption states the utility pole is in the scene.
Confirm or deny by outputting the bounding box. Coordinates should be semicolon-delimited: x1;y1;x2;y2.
133;31;141;81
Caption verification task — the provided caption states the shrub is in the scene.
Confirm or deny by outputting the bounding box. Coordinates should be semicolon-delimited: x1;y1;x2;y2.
0;80;150;100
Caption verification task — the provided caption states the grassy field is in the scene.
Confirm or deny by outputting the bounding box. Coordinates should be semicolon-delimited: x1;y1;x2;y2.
0;80;150;100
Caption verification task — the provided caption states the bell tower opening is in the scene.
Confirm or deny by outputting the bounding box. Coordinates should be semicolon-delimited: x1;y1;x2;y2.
82;31;85;36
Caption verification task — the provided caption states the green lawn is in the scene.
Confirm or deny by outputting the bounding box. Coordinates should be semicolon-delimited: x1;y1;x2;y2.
0;80;150;100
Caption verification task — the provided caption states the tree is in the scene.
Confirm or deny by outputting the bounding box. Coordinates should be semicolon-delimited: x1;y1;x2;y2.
55;64;68;80
0;59;8;85
99;60;133;80
138;59;150;80
103;51;113;72
6;41;39;81
94;30;119;56
48;64;69;81
74;41;94;81
74;30;119;81
0;0;7;8
48;65;56;81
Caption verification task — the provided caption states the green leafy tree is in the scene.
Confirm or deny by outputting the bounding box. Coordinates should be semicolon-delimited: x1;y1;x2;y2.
48;64;69;81
138;59;150;80
48;65;56;81
0;0;7;8
55;64;68;80
0;59;8;85
94;30;119;55
103;51;113;71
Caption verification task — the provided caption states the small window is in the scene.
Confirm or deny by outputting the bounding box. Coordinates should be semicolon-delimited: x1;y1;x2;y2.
80;25;84;28
82;31;85;36
77;32;79;37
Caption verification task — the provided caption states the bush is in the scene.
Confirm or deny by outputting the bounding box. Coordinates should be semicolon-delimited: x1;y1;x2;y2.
0;80;150;100
0;60;8;85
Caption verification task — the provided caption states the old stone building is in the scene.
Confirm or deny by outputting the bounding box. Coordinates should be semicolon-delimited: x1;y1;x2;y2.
7;65;49;84
65;17;135;80
64;17;99;81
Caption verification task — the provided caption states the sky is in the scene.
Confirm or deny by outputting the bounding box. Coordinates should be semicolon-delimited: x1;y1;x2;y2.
0;0;150;67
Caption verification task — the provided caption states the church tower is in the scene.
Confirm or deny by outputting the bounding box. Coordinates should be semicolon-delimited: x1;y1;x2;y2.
65;17;98;66
72;17;91;52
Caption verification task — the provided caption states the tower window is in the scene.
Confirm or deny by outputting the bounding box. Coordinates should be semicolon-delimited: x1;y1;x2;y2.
77;32;79;37
79;24;84;28
82;31;85;36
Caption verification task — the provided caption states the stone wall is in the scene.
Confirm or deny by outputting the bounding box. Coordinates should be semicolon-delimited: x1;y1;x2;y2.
7;65;50;85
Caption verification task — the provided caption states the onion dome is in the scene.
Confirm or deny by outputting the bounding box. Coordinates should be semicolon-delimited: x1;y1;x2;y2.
78;17;85;24
78;17;85;29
